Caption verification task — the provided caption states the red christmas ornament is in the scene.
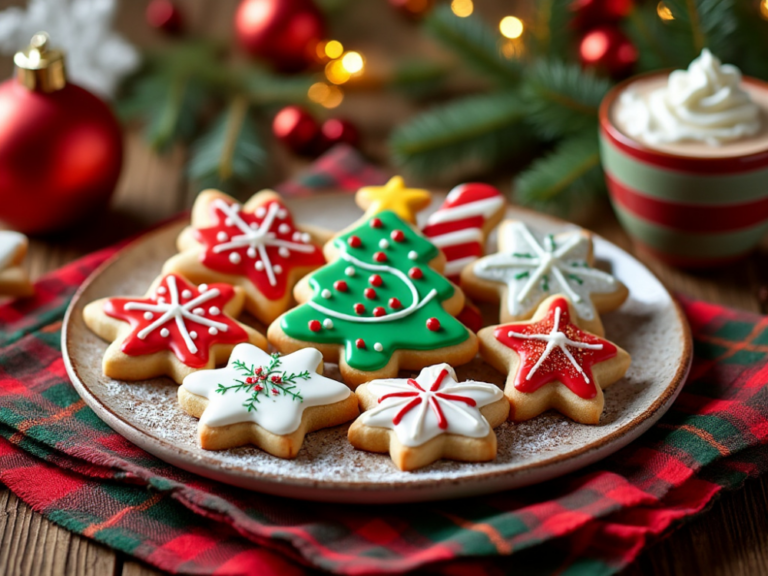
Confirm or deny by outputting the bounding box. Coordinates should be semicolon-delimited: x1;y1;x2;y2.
570;0;633;29
234;0;325;72
146;0;184;34
317;118;360;152
272;105;320;155
0;34;123;234
578;25;637;77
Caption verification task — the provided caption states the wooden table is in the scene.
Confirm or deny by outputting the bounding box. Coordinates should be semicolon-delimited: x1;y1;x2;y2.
2;1;768;574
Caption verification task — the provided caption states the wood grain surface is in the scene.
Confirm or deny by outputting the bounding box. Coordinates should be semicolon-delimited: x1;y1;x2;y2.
1;0;768;574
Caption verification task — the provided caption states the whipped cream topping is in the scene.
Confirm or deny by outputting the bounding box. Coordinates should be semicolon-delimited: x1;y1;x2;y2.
618;49;761;147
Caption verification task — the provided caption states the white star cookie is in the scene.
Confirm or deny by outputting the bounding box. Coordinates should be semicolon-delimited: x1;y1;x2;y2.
0;231;33;298
461;220;628;335
348;363;509;471
179;344;359;458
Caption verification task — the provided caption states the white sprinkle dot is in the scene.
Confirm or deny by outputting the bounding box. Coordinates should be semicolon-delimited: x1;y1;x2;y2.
193;307;205;315
229;252;241;264
199;284;208;292
225;218;234;226
321;289;332;299
345;266;355;277
277;209;288;219
278;223;291;234
255;261;265;271
216;231;228;242
256;207;266;218
379;239;389;249
209;327;219;335
279;247;290;258
408;251;418;260
181;290;192;299
374;342;383;352
250;222;259;230
143;312;153;320
157;286;167;295
157;297;166;304
323;319;334;329
301;233;311;243
209;306;220;315
247;247;257;258
274;265;283;274
190;331;198;340
293;232;302;242
160;328;169;337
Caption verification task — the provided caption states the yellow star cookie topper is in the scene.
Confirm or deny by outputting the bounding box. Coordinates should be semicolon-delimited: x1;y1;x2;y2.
356;176;431;224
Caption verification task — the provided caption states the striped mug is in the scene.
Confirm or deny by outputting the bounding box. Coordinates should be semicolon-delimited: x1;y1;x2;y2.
599;72;768;267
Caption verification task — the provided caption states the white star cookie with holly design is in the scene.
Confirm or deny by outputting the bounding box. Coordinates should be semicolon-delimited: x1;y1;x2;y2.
348;363;509;471
0;231;33;297
179;344;358;457
461;220;628;335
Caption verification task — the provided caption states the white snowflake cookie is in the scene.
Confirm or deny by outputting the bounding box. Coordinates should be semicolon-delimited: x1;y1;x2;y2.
179;344;358;458
348;363;509;471
461;220;628;335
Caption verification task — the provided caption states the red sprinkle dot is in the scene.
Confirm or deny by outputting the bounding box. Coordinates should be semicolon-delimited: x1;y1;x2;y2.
271;388;279;395
389;297;402;309
426;317;441;331
373;306;386;317
356;338;366;349
374;252;388;262
334;280;348;292
391;229;405;242
271;374;282;383
409;267;423;279
254;384;263;391
369;274;383;287
308;319;321;332
347;235;361;248
364;287;377;299
246;376;256;384
370;218;382;228
354;303;366;315
254;367;263;375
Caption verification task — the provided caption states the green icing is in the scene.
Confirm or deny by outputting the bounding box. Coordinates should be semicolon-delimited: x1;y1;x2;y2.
280;210;470;371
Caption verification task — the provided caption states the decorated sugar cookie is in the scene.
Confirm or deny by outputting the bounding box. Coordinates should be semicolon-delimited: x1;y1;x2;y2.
268;210;478;387
179;344;358;457
348;363;509;471
356;176;431;225
421;183;506;282
84;273;267;384
479;295;630;425
461;220;628;334
163;189;326;325
0;231;33;297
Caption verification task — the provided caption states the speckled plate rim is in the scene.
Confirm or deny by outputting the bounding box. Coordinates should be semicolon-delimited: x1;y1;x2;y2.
62;203;693;503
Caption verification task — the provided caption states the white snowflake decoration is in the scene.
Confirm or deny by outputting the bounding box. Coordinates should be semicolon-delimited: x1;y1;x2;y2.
0;0;139;99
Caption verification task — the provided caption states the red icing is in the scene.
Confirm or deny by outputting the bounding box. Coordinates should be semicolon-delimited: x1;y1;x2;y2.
103;273;248;368
426;317;441;331
308;319;321;332
348;235;361;248
373;251;387;262
364;287;377;299
373;306;386;317
389;297;402;309
370;218;382;228
356;338;366;349
369;274;382;286
354;303;366;314
409;267;423;279
193;198;325;301
390;229;405;242
494;297;618;399
334;280;348;292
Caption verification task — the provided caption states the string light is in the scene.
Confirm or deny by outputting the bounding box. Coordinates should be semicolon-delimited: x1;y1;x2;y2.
451;0;473;17
499;16;524;39
325;59;351;84
657;2;674;20
307;82;344;109
341;51;364;74
324;40;344;59
760;0;768;19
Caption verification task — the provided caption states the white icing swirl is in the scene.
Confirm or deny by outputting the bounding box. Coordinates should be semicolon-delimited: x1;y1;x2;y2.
618;49;761;147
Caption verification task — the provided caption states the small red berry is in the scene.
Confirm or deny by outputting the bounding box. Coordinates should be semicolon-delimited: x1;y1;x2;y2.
373;306;386;317
348;235;361;248
271;388;279;395
354;303;366;314
374;252;387;262
308;319;322;332
259;374;267;381
409;267;423;279
254;367;263;375
427;317;441;331
334;280;348;292
246;376;256;384
255;384;263;391
391;229;405;242
356;338;366;349
364;287;376;299
271;374;282;383
389;297;402;309
369;274;382;287
370;218;382;228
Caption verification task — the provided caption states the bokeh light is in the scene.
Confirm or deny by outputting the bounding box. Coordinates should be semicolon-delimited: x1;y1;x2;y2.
657;2;674;20
325;59;351;84
307;81;344;109
451;0;473;18
324;40;344;59
760;0;768;19
499;16;524;39
341;51;364;74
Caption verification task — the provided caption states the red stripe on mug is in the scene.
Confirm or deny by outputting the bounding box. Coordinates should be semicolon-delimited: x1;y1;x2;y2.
606;172;768;233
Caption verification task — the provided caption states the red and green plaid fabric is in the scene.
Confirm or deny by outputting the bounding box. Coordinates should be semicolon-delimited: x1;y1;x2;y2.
2;146;768;575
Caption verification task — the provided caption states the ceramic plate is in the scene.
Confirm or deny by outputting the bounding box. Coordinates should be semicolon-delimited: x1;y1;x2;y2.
62;194;692;503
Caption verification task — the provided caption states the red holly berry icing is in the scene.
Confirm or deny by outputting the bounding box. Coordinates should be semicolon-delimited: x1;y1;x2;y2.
103;274;249;368
354;303;366;314
373;252;387;263
356;338;366;349
364;288;377;299
370;218;382;228
308;320;321;332
389;297;402;309
409;267;423;279
390;229;405;242
373;306;386;317
426;317;441;331
334;280;348;292
369;274;383;287
494;297;618;399
348;235;361;248
193;198;325;301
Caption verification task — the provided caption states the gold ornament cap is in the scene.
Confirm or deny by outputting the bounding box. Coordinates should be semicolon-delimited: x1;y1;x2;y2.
14;32;66;93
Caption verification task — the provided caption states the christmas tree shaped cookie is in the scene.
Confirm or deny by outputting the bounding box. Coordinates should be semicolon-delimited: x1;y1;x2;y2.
268;210;479;387
348;363;509;471
0;231;33;297
462;221;628;335
84;273;267;384
179;344;358;457
479;295;630;424
163;189;326;325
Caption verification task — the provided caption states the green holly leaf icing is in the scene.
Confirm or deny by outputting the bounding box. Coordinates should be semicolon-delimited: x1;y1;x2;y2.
280;210;470;372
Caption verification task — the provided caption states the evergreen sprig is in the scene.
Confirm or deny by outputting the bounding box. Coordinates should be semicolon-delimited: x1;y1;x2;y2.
529;0;573;61
216;355;308;413
663;0;737;61
624;4;687;71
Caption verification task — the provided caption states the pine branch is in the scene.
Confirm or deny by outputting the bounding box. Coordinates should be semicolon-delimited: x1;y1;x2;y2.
529;0;573;60
242;68;317;106
732;1;768;81
520;60;612;141
390;59;450;99
389;91;535;178
424;5;520;86
514;132;604;214
663;0;737;61
624;4;689;71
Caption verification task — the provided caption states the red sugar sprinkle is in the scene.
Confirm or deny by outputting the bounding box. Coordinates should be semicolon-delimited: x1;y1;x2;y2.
271;374;282;383
391;229;405;242
373;307;386;317
356;338;366;349
364;287;377;299
370;218;382;228
354;303;366;314
334;280;348;292
246;376;256;384
348;235;361;248
373;252;387;262
389;297;402;309
427;317;441;331
369;274;382;287
308;319;321;332
409;267;423;279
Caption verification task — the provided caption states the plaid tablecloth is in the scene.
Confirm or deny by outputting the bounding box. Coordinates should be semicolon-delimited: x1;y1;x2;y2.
1;146;767;575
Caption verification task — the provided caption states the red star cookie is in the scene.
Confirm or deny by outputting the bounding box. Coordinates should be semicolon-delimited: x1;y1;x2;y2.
163;189;326;325
83;272;267;384
478;294;630;424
